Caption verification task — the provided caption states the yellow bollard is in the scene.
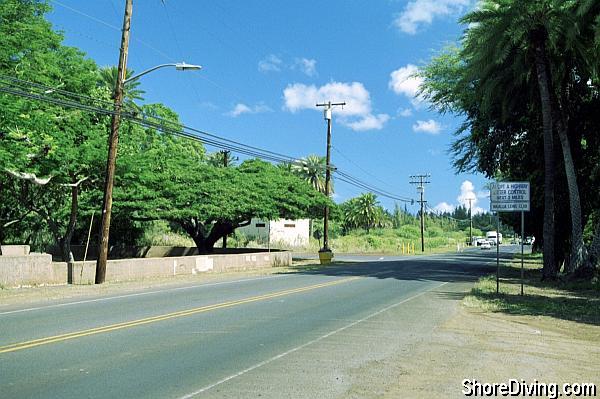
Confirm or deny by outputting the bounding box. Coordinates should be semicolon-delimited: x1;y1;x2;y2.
402;242;405;254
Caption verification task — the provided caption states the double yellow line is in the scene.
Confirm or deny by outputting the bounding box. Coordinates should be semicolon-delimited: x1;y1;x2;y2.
0;276;359;355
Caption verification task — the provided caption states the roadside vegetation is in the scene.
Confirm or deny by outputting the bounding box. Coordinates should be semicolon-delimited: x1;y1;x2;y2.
465;254;600;325
420;0;600;279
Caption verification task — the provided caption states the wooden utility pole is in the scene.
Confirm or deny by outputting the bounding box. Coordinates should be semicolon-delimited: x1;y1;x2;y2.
316;101;345;254
410;174;430;252
468;197;473;245
96;0;133;284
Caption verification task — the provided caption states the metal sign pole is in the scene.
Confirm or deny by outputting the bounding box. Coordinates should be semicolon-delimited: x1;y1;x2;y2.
521;211;525;296
496;212;500;294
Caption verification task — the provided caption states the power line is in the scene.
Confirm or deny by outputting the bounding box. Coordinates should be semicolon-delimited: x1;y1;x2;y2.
331;145;401;194
50;0;175;62
0;76;415;203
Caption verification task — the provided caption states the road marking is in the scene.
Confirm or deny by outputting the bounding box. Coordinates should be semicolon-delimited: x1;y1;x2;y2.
0;275;286;316
178;281;449;398
0;277;359;355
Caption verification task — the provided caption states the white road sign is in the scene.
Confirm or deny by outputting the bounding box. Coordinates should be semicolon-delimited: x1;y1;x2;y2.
490;182;530;212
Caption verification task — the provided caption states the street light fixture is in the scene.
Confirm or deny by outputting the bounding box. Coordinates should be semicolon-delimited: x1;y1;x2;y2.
95;61;200;284
124;62;202;83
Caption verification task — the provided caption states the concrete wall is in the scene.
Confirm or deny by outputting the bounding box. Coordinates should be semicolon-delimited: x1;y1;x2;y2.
47;245;287;261
0;254;64;287
1;245;31;256
0;251;291;287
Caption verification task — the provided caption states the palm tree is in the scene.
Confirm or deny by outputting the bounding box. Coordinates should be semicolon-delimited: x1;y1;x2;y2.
292;155;333;195
459;0;590;275
98;66;145;109
207;151;238;168
344;193;384;233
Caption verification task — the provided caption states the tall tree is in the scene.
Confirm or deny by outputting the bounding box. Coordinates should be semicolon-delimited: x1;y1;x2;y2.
0;0;107;269
421;0;600;277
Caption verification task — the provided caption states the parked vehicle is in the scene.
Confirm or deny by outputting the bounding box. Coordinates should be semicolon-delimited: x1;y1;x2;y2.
486;231;502;245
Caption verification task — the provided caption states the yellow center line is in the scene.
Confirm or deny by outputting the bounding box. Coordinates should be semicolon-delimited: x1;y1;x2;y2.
0;276;360;355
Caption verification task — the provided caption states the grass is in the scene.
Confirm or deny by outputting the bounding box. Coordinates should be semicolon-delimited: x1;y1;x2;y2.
464;253;600;325
285;228;470;254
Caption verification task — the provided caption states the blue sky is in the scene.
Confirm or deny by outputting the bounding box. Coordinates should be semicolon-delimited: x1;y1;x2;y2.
47;0;490;214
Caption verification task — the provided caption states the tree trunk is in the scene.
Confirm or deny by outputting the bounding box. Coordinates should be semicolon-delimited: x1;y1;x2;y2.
179;218;209;254
205;221;235;253
533;30;557;279
586;218;600;269
553;106;585;273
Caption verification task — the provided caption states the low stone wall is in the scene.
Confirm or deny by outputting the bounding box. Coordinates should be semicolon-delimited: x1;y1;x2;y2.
47;245;286;261
1;245;31;256
0;253;64;287
1;251;291;287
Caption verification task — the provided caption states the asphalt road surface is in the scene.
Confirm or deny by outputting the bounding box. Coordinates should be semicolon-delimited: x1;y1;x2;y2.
0;247;521;398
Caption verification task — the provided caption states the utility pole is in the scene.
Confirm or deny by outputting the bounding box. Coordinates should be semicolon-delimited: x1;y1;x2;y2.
410;174;430;252
315;101;345;258
222;150;230;249
96;0;133;284
468;197;473;246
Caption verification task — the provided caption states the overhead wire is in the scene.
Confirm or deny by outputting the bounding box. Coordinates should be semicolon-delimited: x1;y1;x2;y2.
332;145;402;193
0;76;415;203
50;0;176;63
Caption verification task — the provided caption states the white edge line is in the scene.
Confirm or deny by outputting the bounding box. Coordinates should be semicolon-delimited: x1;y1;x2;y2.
0;275;284;316
178;281;450;399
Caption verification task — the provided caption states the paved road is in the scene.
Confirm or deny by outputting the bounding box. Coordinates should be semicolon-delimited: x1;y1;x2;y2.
0;247;520;398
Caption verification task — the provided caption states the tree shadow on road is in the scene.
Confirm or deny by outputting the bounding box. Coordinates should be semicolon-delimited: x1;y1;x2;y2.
282;251;513;285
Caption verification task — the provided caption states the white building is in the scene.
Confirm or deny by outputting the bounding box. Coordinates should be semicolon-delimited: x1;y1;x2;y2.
237;218;310;248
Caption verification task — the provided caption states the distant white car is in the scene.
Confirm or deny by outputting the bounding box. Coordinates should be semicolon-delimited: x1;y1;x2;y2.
480;240;491;250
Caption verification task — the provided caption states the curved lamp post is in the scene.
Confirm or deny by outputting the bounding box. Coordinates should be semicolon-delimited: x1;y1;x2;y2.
124;62;202;83
95;62;201;284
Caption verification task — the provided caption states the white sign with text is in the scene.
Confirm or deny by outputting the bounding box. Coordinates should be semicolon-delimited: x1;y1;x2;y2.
490;182;530;212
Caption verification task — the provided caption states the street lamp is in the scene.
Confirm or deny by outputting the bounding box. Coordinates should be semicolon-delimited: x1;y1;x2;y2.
124;62;202;83
95;61;200;284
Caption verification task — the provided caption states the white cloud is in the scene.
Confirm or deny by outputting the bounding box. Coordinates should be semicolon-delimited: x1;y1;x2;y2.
260;55;318;76
293;58;317;77
412;119;442;134
344;114;390;131
394;0;471;35
198;101;218;110
458;180;486;214
227;103;272;117
389;64;425;106
258;54;283;73
434;202;455;214
283;81;390;132
284;81;370;116
398;108;413;117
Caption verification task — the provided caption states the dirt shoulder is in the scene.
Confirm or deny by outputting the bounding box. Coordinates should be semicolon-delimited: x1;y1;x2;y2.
375;255;600;398
382;306;600;398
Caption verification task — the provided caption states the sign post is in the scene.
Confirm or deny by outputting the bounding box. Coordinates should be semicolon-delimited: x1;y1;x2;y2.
489;182;530;295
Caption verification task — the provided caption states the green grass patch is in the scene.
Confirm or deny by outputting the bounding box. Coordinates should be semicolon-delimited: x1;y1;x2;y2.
464;255;600;325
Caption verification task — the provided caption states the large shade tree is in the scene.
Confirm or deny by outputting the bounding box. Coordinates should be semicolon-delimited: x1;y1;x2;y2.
0;0;109;268
117;149;330;253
